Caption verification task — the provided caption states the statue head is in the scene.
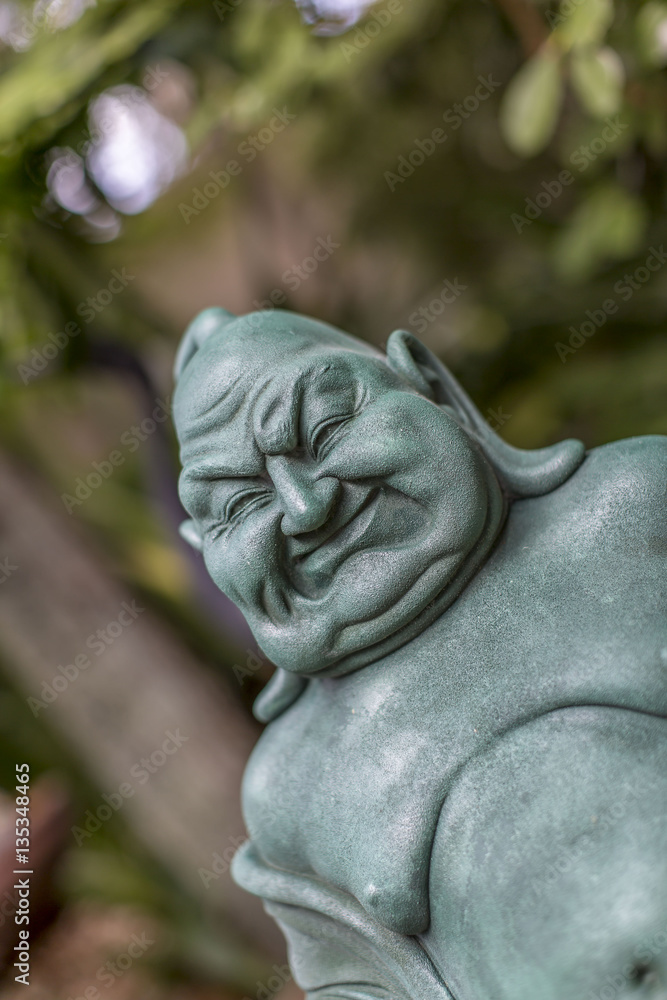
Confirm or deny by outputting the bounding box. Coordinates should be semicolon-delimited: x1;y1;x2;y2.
173;307;584;675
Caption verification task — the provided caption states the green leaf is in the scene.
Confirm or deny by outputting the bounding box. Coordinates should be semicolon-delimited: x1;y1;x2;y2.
570;46;625;118
555;0;615;50
552;183;647;281
500;50;564;157
635;2;667;68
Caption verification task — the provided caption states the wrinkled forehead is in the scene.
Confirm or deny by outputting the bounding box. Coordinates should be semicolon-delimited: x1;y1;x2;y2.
173;314;383;466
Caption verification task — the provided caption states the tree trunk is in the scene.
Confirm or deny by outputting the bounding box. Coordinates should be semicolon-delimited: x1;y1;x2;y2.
0;451;282;956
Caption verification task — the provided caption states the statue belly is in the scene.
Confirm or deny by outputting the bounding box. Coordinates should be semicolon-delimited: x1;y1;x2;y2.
424;705;667;1000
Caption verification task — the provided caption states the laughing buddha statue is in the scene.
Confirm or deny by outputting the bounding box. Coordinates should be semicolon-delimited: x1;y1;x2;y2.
173;306;666;1000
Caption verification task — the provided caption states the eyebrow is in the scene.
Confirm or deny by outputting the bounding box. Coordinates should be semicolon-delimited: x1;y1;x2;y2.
254;364;335;453
178;373;248;444
253;365;332;454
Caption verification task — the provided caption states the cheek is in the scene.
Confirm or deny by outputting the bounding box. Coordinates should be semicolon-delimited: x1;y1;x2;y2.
202;537;238;601
321;393;432;480
325;393;478;493
203;512;284;605
326;394;488;552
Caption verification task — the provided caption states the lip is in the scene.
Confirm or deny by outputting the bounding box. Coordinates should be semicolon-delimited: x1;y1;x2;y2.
290;487;380;564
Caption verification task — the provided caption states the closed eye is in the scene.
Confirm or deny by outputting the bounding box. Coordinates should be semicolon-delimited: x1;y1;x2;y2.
310;415;352;460
225;488;273;524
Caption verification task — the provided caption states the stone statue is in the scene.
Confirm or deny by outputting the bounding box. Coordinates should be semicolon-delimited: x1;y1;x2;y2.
173;306;667;1000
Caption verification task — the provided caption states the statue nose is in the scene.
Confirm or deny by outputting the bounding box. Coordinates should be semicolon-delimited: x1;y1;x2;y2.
267;455;339;536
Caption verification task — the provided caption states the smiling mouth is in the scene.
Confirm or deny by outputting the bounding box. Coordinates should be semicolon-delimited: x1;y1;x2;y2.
289;487;381;566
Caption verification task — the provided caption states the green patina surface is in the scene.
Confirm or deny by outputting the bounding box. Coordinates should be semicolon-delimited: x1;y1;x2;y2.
173;306;667;1000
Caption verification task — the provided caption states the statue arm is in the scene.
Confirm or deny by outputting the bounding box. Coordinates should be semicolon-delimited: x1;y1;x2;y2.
253;668;309;722
232;841;455;1000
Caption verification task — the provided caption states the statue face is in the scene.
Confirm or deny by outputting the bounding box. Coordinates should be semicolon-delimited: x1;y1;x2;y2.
176;327;492;673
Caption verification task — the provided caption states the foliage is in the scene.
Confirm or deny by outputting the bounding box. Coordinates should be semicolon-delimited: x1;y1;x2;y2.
0;0;664;445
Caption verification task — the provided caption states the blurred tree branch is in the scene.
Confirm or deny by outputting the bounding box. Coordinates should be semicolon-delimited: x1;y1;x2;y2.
0;452;283;966
492;0;549;55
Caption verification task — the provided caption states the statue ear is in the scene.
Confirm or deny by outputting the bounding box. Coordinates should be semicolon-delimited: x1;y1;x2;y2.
386;329;495;429
179;519;203;552
385;329;585;499
385;329;438;400
173;306;236;382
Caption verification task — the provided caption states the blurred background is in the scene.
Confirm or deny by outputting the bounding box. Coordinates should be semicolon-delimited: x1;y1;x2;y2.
0;0;666;996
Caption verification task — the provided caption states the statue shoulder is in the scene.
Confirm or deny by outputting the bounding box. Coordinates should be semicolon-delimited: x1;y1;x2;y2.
539;434;667;546
587;430;665;472
576;434;666;507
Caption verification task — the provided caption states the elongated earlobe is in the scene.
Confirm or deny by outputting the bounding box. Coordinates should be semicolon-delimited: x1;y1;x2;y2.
179;518;203;552
385;329;585;499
